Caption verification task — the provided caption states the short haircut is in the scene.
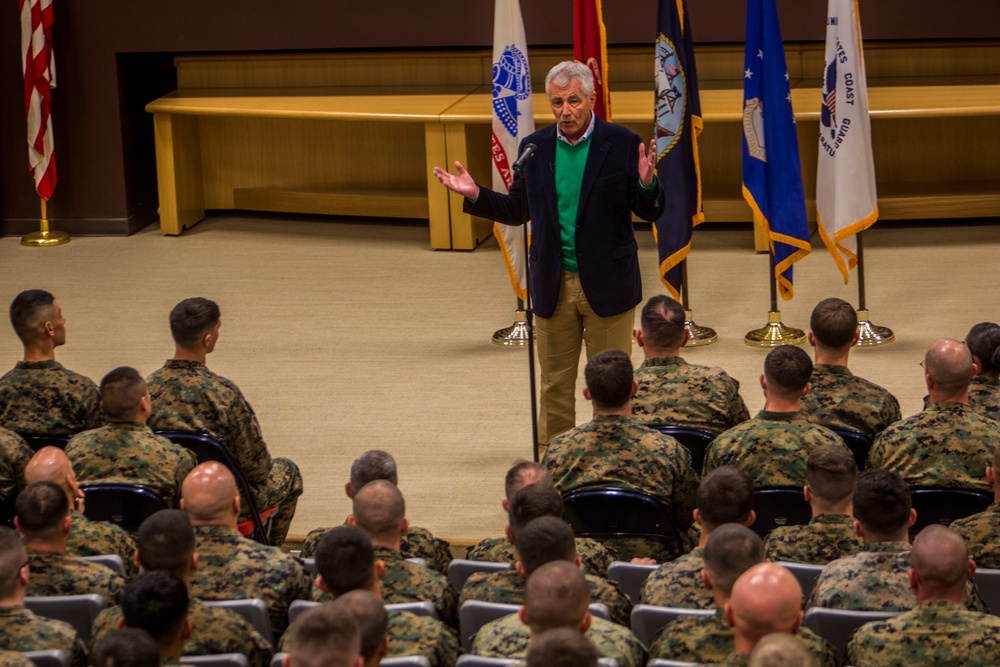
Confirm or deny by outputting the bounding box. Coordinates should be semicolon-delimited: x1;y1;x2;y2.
136;510;195;578
523;560;591;633
9;289;55;343
853;469;911;537
286;602;361;667
911;525;971;595
526;628;599;667
583;349;634;410
640;295;687;349
966;322;1000;376
0;527;28;599
545;60;595;97
697;467;754;531
329;590;388;662
703;523;765;595
809;298;858;349
351;479;405;541
349;450;397;494
121;571;189;647
515;516;577;576
748;632;818;667
764;346;812;396
508;482;563;540
924;339;974;393
505;461;552;500
15;481;68;538
168;297;220;347
805;445;857;508
315;526;376;597
99;367;148;421
93;628;161;667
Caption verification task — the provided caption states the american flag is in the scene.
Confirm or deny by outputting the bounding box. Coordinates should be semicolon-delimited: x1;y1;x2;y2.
20;0;57;200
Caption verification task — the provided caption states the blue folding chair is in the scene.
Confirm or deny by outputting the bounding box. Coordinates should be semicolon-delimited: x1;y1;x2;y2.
649;425;716;473
78;482;168;532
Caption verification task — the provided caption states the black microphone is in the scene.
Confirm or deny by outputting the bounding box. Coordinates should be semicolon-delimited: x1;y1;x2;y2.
512;143;537;172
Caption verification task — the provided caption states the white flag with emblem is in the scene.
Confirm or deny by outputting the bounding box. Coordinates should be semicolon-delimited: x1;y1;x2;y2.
816;0;878;283
491;0;535;301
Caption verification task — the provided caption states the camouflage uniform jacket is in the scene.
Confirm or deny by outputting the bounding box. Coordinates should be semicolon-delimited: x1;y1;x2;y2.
650;608;837;667
302;523;453;575
65;422;197;506
189;525;312;636
470;613;645;667
0;651;31;667
459;569;632;626
701;650;749;666
639;547;712;609
0;605;87;667
26;549;125;606
0;360;101;436
799;364;901;437
968;376;1000;422
764;513;864;565
632;356;750;434
867;401;1000;493
91;598;273;667
951;501;1000;569
464;535;614;577
0;428;31;497
846;600;1000;667
387;609;459;667
703;410;846;488
66;509;138;577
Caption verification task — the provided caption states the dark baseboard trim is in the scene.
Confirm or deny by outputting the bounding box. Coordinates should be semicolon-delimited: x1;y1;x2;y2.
0;207;158;237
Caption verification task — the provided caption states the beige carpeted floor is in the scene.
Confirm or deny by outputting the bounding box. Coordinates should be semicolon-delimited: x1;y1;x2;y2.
0;214;997;543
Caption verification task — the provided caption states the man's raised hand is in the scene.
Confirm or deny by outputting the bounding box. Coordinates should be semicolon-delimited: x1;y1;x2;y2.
432;161;480;200
638;139;657;188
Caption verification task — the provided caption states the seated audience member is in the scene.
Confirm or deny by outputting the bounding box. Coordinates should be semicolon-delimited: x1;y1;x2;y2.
471;560;645;667
145;297;303;544
716;563;806;665
847;525;1000;666
181;461;311;636
526;628;600;667
92;628;160;667
330;591;389;667
764;445;863;564
0;526;87;667
868;338;1000;492
964;322;1000;420
0;289;101;435
90;509;272;667
807;469;985;612
631;295;749;433
799;297;901;437
461;513;632;626
0;428;30;498
14;482;124;606
120;571;190;664
285;603;363;667
309;526;458;667
0;653;31;667
748;633;819;667
543;349;698;561
952;442;1000;568
641;466;755;608
301;449;452;573
64;366;196;507
650;525;835;667
703;346;845;487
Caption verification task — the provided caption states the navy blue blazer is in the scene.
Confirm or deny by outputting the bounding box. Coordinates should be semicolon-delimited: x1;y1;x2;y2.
465;116;663;319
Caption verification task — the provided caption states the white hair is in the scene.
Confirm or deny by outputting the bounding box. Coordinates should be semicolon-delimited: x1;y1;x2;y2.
545;61;595;97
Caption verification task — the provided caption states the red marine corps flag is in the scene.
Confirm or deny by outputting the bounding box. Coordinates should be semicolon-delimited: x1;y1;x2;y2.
20;0;57;200
574;0;611;120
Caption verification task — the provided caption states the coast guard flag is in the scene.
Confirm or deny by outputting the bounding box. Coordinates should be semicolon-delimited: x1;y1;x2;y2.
817;0;878;283
491;0;535;301
741;0;810;300
574;0;611;120
20;0;57;200
653;0;704;300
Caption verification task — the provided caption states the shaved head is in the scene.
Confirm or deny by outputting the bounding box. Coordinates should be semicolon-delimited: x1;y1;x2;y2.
181;462;239;524
523;560;591;634
925;338;975;394
351;480;405;542
25;447;75;492
727;563;803;649
911;525;971;599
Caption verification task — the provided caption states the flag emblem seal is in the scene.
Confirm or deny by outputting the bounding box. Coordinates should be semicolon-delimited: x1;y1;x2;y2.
654;35;686;159
743;97;767;162
492;46;532;137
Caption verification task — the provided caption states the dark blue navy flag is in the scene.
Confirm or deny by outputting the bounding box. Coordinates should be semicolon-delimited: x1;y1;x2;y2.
741;0;811;299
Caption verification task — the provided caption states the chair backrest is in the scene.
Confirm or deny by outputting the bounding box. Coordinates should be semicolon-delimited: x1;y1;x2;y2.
301;557;317;577
458;600;610;653
183;655;250;667
606;561;658;604
81;554;126;576
0;491;15;527
647;661;699;667
802;607;899;654
630;604;715;649
23;651;69;667
777;561;826;600
270;655;285;667
202;598;273;645
18;434;72;452
454;656;617;667
288;599;319;627
909;488;993;534
562;487;683;546
447;559;513;593
385;601;438;620
382;658;433;667
826;427;873;471
25;594;105;643
973;567;1000;613
649;425;716;473
78;482;169;532
405;557;428;568
751;487;812;535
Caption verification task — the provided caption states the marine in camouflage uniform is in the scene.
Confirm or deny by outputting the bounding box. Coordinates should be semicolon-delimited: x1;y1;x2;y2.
0;429;31;497
459;569;632;626
64;423;197;507
464;535;614;578
302;523;453;575
0;360;102;436
146;359;303;544
632;357;750;434
26;549;125;607
542;414;698;561
0;606;87;667
764;513;864;565
867;402;1000;493
66;510;139;577
386;609;458;667
702;411;846;488
0;651;31;667
846;600;1000;667
649;608;837;667
951;502;1000;569
968;376;1000;421
639;547;712;609
471;613;645;667
800;364;901;437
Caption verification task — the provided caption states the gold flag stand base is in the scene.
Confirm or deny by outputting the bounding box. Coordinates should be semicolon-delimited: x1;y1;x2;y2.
492;311;532;348
684;310;718;347
854;309;895;347
21;199;70;247
744;311;806;347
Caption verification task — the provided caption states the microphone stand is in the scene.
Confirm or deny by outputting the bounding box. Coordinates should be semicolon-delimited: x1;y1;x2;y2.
512;149;540;461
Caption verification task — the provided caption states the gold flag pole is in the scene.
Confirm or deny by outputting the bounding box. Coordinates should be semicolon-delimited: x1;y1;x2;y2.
21;197;70;247
745;249;805;347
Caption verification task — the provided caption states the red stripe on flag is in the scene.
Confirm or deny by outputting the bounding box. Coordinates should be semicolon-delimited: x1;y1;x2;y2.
491;131;515;191
20;0;57;200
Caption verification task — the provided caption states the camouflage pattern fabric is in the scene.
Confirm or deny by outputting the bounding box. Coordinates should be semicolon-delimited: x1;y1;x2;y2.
800;364;901;437
639;547;711;609
0;606;87;667
387;609;459;667
0;651;31;667
65;422;197;507
951;502;1000;569
26;549;125;606
867;401;1000;493
968;376;1000;422
91;598;274;667
846;600;1000;667
464;535;615;577
66;510;138;577
704;650;750;666
632;356;750;434
302;523;453;575
189;524;312;636
0;428;31;497
764;513;864;565
0;360;102;436
703;411;846;488
459;569;632;626
470;613;645;667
